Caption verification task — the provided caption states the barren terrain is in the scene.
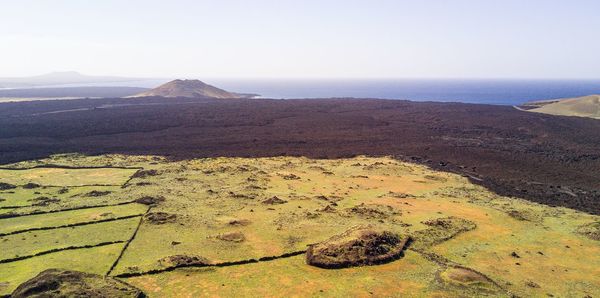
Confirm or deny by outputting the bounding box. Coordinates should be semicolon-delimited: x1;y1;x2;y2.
1;97;599;214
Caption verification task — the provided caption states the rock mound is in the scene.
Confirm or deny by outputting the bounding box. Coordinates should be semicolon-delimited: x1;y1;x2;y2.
144;212;176;224
0;182;16;190
130;79;256;99
576;221;600;241
131;169;159;179
306;227;410;269
411;216;477;249
217;232;246;242
135;195;165;206
262;196;287;205
159;255;209;267
344;203;399;219
11;269;144;298
438;266;501;294
22;183;41;189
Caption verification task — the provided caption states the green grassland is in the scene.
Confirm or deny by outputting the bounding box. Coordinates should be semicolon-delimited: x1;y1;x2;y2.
0;167;137;186
0;243;124;294
526;94;600;119
0;217;139;260
0;203;147;235
0;154;598;297
0;185;131;216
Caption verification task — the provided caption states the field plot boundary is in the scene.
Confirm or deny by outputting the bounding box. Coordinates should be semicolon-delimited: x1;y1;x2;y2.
0;240;126;264
5;183;124;188
0;200;139;220
0;165;143;170
106;206;151;276
0;205;25;210
0;213;143;237
113;250;307;278
0;165;142;188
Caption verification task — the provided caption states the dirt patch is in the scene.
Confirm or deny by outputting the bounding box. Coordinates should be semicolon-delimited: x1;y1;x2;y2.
134;195;165;206
314;195;343;203
158;255;210;267
381;191;416;199
280;173;301;180
262;196;287;205
438;266;501;293
575;221;600;241
10;268;144;298
228;219;251;226
229;192;255;200
0;182;17;190
144;212;177;224
424;175;448;182
217;232;246;243
22;183;41;189
319;205;337;213
441;267;491;284
306;227;410;269
506;209;541;222
411;216;477;249
344;203;399;219
85;190;112;197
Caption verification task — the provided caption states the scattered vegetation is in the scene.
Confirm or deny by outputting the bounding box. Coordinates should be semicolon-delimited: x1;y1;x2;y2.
0;154;598;297
411;216;477;250
576;221;600;241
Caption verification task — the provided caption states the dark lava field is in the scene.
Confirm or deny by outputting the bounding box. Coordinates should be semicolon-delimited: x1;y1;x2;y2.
1;97;599;214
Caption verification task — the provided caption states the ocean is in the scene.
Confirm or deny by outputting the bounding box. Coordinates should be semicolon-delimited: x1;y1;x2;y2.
211;79;600;106
4;79;600;106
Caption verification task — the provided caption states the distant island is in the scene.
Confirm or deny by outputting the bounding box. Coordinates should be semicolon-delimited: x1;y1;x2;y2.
129;79;259;99
0;71;142;89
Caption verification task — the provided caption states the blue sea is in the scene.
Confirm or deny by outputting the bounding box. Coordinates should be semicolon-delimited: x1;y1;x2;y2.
211;79;600;106
11;79;600;106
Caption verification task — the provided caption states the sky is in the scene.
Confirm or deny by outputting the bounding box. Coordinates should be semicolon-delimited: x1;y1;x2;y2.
1;0;600;79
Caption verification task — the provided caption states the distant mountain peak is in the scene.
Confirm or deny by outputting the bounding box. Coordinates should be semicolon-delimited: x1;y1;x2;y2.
130;79;257;99
45;71;83;75
34;71;86;79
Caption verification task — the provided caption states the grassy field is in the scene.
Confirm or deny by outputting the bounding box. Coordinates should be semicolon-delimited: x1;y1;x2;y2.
0;154;598;297
0;167;137;186
524;94;600;119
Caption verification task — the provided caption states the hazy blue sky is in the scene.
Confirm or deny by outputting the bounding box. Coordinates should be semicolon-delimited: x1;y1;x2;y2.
1;0;599;78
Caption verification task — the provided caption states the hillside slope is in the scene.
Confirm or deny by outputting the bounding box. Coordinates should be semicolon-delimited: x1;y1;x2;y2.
523;95;600;119
130;79;255;99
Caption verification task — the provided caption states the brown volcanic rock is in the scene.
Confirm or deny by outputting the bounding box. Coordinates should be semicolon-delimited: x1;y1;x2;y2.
11;269;144;298
130;79;254;99
306;227;410;269
1;98;600;214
